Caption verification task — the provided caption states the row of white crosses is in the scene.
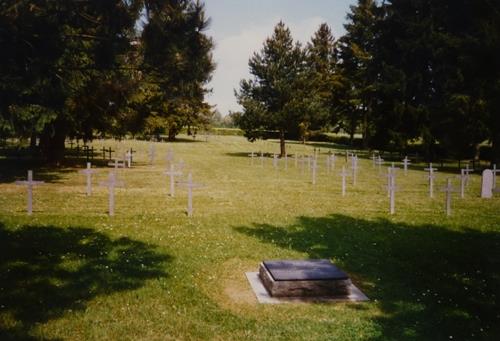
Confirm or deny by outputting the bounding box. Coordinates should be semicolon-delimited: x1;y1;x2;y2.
16;147;202;217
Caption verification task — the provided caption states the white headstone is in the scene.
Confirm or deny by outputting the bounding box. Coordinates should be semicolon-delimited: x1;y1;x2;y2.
481;169;493;198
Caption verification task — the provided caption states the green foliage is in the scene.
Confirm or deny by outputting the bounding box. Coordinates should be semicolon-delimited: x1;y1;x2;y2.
140;0;215;141
235;21;308;154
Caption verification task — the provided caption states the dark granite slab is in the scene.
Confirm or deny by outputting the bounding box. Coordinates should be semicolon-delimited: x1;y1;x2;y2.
263;259;349;281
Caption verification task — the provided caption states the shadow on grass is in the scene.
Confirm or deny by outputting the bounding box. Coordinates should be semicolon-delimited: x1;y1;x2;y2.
0;222;171;340
234;214;500;340
0;153;113;184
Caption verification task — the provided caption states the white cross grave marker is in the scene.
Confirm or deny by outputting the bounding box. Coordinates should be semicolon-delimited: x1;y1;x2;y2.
272;153;278;169
99;172;124;216
441;178;455;216
386;168;397;215
15;170;44;215
340;166;350;197
351;155;359;186
456;169;468;198
424;163;438;198
463;163;473;186
284;153;288;170
311;157;318;185
492;164;499;189
248;151;255;166
125;150;132;168
79;162;98;196
402;156;411;175
164;164;183;197
376;156;384;174
177;173;204;217
108;158;125;170
149;144;156;165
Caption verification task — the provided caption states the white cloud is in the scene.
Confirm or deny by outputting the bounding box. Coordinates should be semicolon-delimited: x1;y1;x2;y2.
207;16;327;116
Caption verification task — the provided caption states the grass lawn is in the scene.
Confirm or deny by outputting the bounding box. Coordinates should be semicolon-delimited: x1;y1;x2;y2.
0;135;499;340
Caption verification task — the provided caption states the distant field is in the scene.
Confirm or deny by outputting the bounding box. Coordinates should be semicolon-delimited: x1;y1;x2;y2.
0;135;499;340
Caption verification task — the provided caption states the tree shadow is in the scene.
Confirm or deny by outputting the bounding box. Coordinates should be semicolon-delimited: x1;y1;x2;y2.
234;214;500;340
0;222;171;340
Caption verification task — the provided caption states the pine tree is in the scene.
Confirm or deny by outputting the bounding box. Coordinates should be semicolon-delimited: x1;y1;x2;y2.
304;23;342;142
140;0;215;141
235;21;306;156
337;0;378;147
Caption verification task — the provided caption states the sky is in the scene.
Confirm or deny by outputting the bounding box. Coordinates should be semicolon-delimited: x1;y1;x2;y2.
203;0;356;116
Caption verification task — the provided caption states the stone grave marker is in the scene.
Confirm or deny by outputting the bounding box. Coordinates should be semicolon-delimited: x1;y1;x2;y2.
79;162;98;196
326;154;331;174
177;173;204;217
248;151;255;166
441;178;455;216
256;259;367;301
294;154;298;168
481;169;493;198
424;163;438;198
272;153;278;169
340;166;349;197
457;169;468;198
149;144;156;165
164;164;183;197
15;170;44;215
492;164;499;189
386;168;397;214
311;157;318;185
99;172;124;216
375;156;384;174
108;158;125;170
351;155;359;186
463;163;473;186
402;156;411;175
125;150;132;168
330;153;336;171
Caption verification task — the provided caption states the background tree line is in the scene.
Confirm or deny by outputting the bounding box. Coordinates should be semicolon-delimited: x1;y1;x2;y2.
235;0;500;163
0;0;214;162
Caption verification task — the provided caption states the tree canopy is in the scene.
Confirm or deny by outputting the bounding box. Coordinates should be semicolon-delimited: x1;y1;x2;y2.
0;0;214;162
235;0;500;163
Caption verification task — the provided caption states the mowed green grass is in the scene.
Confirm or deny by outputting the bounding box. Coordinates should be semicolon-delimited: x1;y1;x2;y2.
0;135;499;340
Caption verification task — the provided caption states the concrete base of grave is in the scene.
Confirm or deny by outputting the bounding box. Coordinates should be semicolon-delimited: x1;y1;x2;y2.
246;272;368;304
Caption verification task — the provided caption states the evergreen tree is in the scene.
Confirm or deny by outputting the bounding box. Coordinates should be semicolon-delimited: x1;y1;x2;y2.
140;0;215;141
337;0;378;147
0;0;141;162
304;23;342;143
235;21;307;156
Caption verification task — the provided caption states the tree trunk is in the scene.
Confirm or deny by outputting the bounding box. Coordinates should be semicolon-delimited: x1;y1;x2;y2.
39;118;67;165
362;108;369;149
168;127;176;141
279;130;286;157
